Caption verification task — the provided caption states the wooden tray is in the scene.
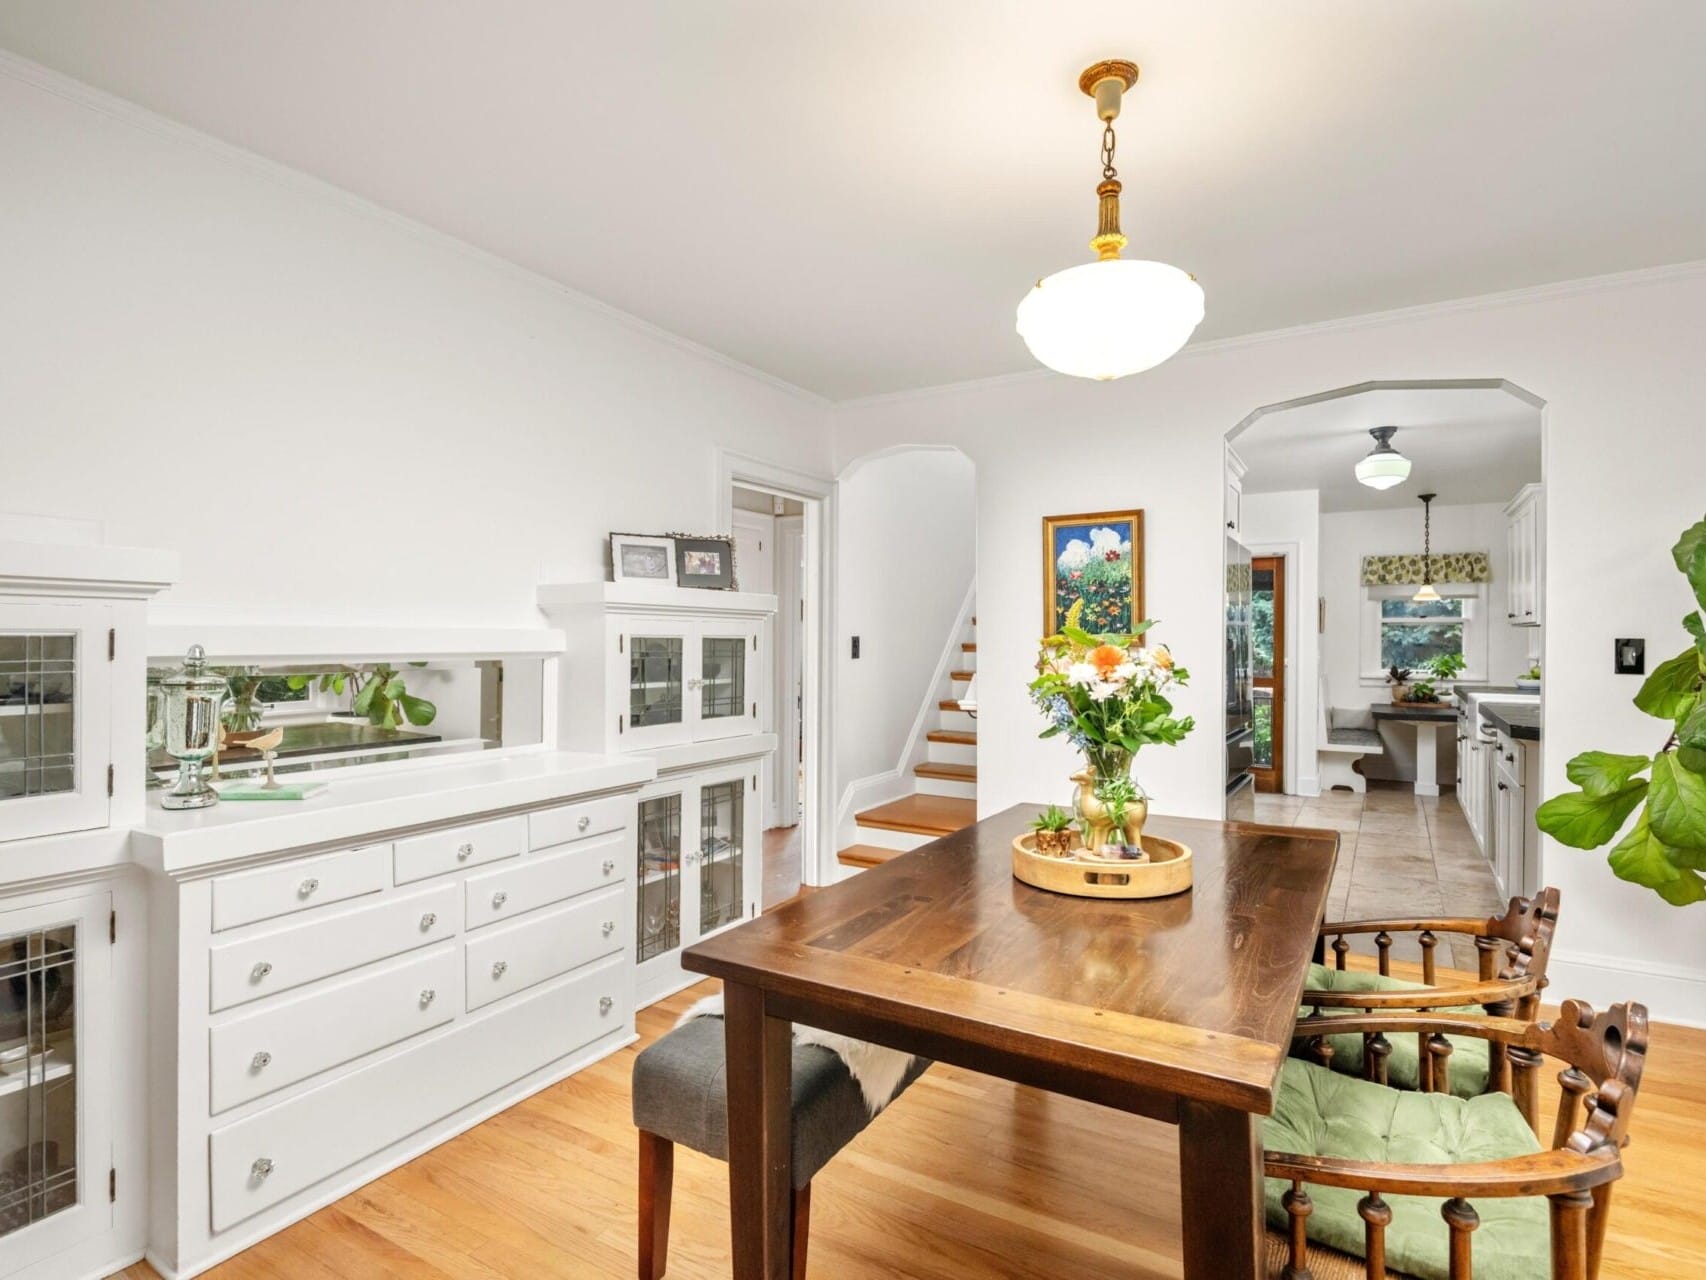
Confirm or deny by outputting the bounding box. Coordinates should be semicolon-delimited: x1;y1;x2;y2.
1011;832;1193;899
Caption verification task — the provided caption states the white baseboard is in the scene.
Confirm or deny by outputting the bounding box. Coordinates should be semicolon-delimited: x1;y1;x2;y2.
834;768;911;850
1548;949;1706;1030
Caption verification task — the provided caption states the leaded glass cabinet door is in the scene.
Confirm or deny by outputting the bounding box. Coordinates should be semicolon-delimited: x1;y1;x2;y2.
615;623;691;749
0;606;111;843
0;890;112;1271
696;777;747;935
634;788;684;1000
692;619;759;741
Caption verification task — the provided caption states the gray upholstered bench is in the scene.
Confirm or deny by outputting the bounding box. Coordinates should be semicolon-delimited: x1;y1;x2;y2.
632;1013;929;1279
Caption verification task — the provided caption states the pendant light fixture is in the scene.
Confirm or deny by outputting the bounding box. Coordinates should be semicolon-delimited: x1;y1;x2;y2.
1355;426;1412;491
1015;60;1205;381
1413;493;1442;603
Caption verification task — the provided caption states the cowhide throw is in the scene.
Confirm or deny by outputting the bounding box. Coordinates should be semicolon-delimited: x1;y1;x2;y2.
678;994;916;1115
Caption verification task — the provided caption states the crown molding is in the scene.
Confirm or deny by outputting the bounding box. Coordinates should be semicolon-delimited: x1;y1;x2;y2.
0;48;832;412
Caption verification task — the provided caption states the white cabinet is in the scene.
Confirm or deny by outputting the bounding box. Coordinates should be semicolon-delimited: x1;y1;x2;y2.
635;763;761;1007
1491;732;1541;899
1224;443;1248;540
1504;485;1544;628
0;889;113;1274
0;605;112;844
611;615;762;749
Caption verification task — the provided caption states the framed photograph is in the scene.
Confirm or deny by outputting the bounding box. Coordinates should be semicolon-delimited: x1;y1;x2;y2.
610;533;677;585
673;535;736;590
1042;509;1144;637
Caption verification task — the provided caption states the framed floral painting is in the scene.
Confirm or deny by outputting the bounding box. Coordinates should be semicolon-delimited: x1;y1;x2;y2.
1042;509;1144;638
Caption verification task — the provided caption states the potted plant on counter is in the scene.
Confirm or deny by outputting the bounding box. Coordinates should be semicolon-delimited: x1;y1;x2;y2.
1030;805;1076;857
1535;515;1706;904
1386;664;1410;704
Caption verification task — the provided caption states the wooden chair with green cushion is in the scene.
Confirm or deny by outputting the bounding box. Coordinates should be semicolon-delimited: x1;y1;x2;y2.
1298;889;1560;1106
1262;997;1647;1280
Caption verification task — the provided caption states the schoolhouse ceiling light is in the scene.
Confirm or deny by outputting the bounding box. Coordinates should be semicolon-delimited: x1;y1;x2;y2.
1355;426;1412;491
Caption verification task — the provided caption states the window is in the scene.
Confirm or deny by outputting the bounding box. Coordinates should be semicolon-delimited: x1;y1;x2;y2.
1360;586;1485;681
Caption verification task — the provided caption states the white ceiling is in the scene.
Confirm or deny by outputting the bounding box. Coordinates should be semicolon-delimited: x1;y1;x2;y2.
1232;384;1542;513
4;3;1705;400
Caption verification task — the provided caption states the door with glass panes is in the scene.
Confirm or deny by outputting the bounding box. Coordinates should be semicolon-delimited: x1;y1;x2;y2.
633;766;760;1004
0;606;111;843
693;618;760;741
614;619;761;750
0;890;112;1271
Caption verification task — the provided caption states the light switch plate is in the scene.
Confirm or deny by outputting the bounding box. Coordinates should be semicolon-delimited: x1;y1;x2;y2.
1615;638;1645;675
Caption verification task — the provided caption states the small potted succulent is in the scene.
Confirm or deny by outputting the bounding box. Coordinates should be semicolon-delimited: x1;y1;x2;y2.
1030;804;1076;857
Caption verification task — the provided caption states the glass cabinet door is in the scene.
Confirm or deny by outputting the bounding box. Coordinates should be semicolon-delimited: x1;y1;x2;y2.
697;779;746;935
620;631;692;749
0;607;109;842
636;793;682;965
694;622;759;740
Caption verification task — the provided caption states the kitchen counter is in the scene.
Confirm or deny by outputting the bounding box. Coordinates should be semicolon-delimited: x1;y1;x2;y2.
1479;700;1541;741
131;749;656;872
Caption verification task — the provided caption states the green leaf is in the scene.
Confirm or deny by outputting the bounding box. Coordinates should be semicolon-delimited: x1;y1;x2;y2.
286;674;309;691
351;678;376;716
1607;812;1706;905
397;693;437;726
383;676;406;699
1564;751;1651;797
1649;753;1706;850
1535;781;1648;850
1062;625;1097;649
1634;649;1704;720
1687;611;1706;653
1676;518;1706;607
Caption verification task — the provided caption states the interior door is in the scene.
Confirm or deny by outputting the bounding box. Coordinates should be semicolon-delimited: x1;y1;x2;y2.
1251;556;1285;793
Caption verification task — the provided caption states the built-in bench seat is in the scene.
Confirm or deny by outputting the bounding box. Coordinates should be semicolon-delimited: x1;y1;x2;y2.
1317;675;1384;792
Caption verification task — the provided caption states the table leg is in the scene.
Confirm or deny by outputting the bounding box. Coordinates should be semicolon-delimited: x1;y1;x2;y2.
1415;722;1441;797
1178;1099;1262;1279
723;982;793;1279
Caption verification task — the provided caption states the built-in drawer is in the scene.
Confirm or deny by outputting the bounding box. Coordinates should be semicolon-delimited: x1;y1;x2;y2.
210;844;390;933
208;882;459;1012
464;887;625;1011
393;815;525;885
209;954;629;1231
209;945;459;1114
464;832;626;931
527;794;629;850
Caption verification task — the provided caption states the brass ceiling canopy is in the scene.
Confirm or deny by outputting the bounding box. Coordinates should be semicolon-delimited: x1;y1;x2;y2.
1078;59;1140;119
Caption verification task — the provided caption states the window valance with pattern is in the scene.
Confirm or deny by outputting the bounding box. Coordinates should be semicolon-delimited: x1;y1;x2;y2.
1360;551;1491;586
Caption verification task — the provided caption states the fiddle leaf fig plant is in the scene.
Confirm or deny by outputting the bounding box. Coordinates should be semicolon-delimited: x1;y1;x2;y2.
1535;515;1706;904
286;662;437;731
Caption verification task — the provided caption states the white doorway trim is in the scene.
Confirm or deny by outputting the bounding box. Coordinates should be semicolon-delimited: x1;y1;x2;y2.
715;451;835;888
775;515;805;829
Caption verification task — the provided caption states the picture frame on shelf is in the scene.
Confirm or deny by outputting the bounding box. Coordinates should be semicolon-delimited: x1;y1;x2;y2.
1041;509;1144;638
610;533;677;585
671;534;737;590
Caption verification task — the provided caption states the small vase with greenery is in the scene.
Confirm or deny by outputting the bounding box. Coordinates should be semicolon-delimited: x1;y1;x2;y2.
1030;805;1076;857
1424;651;1467;701
1535;516;1706;904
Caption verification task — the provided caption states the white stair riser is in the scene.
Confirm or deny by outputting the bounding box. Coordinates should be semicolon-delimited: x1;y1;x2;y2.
937;707;976;734
851;825;934;852
959;652;976;672
926;740;977;767
915;775;976;800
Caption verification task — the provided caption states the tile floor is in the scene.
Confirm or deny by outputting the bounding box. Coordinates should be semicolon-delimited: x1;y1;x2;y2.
1253;780;1506;972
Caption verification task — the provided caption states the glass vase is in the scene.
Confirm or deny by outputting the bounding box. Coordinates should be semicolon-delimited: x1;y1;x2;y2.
1070;751;1148;851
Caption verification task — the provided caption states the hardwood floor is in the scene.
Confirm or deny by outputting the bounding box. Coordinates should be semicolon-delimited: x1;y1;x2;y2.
116;972;1706;1280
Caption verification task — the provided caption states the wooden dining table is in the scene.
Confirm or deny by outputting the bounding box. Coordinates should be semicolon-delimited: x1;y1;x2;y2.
682;804;1340;1279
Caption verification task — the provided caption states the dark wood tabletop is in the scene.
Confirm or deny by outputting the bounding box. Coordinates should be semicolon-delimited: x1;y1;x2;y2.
687;805;1340;1279
1371;702;1459;722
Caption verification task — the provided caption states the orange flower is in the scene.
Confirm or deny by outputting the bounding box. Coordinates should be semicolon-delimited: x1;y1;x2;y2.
1089;644;1126;676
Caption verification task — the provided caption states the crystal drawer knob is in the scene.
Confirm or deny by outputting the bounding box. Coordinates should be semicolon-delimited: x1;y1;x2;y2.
250;1051;272;1070
298;878;320;897
577;815;591;832
251;1157;274;1181
602;859;616;875
419;912;437;930
598;995;614;1014
251;961;273;981
491;891;508;909
492;960;508;979
601;919;616;936
420;989;436;1007
457;843;474;861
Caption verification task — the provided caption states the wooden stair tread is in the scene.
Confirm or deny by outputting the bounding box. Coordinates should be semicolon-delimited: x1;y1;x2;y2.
938;698;970;711
926;729;976;745
836;844;901;869
950;670;974;681
915;761;976;782
961;642;976;652
855;794;977;837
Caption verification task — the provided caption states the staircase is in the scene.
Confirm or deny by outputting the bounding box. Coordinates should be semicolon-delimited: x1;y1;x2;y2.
839;618;978;870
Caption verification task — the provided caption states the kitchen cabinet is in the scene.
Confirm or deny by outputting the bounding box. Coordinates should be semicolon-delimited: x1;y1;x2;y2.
1504;484;1544;628
1490;730;1540;899
0;606;111;845
1224;443;1248;540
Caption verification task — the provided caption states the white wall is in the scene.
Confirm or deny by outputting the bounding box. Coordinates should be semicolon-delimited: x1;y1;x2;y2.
0;63;832;632
1241;489;1321;795
834;446;976;797
1319;501;1532;782
834;263;1706;1024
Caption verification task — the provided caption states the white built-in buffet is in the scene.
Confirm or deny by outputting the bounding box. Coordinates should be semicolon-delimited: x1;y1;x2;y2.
0;524;775;1280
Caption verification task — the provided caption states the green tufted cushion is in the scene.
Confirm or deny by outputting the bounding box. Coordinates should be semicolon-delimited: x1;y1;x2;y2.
1264;1058;1548;1280
1300;963;1491;1098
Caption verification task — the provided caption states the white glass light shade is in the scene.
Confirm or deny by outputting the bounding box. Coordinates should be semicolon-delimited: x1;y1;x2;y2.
1016;259;1205;381
1412;581;1442;603
1355;451;1412;490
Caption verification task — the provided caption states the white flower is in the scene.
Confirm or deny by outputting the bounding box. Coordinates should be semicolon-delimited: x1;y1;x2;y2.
1109;661;1138;685
1088;527;1131;560
1086;681;1120;702
1066;662;1098;687
1057;538;1092;571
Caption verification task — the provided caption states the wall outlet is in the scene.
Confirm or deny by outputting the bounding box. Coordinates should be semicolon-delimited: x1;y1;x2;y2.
1615;638;1645;675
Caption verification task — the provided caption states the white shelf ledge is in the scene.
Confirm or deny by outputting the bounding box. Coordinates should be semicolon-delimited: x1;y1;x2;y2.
145;624;565;664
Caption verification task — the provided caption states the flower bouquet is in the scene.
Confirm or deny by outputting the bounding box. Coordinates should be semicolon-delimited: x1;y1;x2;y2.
1029;600;1195;851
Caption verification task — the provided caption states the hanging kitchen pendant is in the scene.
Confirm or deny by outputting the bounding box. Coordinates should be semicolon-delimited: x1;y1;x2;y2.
1413;493;1442;603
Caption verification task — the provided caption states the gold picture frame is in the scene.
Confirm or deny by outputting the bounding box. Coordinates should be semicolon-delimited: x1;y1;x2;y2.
1042;509;1145;638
